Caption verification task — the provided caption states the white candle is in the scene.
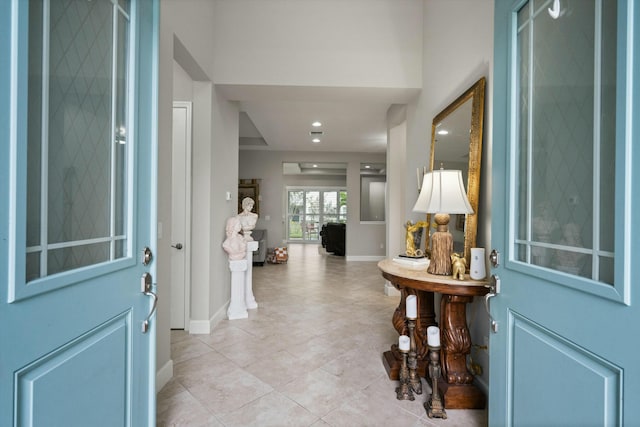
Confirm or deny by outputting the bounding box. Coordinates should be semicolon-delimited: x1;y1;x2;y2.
427;326;440;347
399;335;410;351
406;295;417;319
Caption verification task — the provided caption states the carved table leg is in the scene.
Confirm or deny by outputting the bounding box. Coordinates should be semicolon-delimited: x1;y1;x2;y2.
383;288;437;380
438;294;486;409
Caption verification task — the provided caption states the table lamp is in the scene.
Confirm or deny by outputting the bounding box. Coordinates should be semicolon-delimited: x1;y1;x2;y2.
413;169;473;275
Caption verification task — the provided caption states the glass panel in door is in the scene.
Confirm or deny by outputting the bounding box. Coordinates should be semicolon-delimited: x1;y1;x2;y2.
304;191;320;240
515;0;616;284
26;0;130;282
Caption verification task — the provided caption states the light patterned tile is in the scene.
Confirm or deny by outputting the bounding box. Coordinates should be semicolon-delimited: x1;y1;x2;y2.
243;349;309;389
156;387;221;427
171;335;214;364
158;244;488;427
217;391;319;427
280;368;361;418
320;347;388;390
320;390;430;427
187;367;273;415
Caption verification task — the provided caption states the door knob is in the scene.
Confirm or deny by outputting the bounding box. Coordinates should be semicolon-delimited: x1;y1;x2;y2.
172;243;183;250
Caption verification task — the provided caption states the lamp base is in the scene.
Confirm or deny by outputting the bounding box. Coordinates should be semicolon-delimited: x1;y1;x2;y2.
427;230;453;275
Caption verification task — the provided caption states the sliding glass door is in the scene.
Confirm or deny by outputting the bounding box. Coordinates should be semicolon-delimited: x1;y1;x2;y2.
287;188;346;242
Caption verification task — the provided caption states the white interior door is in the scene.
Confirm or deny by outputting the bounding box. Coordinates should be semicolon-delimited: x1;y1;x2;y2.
170;101;192;329
0;0;159;425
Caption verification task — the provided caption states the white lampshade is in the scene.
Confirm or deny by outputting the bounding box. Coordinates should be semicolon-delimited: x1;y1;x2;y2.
413;170;473;214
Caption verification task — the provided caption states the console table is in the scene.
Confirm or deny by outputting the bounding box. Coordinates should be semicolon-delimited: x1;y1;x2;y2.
378;259;489;409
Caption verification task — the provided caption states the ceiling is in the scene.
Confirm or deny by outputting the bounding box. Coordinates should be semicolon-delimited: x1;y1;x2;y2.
218;85;421;154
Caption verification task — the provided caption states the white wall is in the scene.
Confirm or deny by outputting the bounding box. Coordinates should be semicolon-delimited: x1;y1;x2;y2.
403;0;494;391
157;0;241;389
239;151;386;258
212;0;423;89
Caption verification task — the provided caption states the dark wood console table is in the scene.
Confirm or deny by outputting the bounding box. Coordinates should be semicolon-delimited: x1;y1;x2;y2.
378;259;489;409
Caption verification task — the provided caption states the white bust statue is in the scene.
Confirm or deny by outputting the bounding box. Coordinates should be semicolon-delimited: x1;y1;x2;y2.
238;197;258;241
222;216;247;260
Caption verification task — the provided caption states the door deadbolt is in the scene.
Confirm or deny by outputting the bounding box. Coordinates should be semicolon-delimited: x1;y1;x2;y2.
489;249;500;268
142;247;153;265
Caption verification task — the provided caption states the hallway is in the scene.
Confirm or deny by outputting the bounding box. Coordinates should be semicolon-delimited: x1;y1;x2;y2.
157;244;487;426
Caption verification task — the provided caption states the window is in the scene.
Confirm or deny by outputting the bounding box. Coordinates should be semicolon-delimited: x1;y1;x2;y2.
287;188;347;241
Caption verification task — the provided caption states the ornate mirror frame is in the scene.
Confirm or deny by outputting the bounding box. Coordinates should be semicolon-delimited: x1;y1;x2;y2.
429;77;486;266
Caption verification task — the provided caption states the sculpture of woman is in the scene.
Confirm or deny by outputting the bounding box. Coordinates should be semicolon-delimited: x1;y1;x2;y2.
238;197;258;241
222;216;247;260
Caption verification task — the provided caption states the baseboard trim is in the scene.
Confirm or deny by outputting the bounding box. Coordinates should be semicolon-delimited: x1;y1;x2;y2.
188;319;211;334
384;281;400;297
345;255;386;262
156;359;173;393
188;301;230;334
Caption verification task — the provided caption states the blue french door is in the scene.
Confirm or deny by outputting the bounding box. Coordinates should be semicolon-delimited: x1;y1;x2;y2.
490;1;640;425
0;0;158;425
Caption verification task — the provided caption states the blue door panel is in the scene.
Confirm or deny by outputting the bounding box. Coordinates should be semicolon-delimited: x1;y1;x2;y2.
490;0;640;425
510;313;621;427
17;314;130;427
0;1;158;425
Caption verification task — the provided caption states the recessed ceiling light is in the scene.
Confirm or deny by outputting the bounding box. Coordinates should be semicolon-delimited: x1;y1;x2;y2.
312;138;321;143
312;121;322;127
437;130;449;135
313;164;318;168
365;165;371;169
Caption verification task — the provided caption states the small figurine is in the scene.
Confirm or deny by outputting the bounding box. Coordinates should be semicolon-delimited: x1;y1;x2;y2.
451;253;466;281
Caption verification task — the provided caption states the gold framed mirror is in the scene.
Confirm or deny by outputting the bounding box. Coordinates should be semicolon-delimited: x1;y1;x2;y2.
429;77;485;266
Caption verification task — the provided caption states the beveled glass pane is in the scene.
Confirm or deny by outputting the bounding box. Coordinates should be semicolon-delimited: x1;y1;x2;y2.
516;7;530;251
118;0;130;14
515;1;616;283
26;0;130;280
599;1;617;254
114;8;130;237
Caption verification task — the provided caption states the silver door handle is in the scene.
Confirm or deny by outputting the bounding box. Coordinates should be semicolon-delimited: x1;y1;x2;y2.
141;273;158;333
484;275;500;333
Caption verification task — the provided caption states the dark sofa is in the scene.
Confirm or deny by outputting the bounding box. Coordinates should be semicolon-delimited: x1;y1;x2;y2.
320;223;346;256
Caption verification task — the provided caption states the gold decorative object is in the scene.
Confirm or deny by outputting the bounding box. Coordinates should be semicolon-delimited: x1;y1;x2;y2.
404;220;428;257
451;253;466;280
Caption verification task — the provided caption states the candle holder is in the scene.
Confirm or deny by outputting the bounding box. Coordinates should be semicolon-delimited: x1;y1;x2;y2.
395;348;414;401
424;345;447;419
406;318;422;395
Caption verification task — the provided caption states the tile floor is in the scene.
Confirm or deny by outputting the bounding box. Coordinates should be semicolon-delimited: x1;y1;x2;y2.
157;244;488;426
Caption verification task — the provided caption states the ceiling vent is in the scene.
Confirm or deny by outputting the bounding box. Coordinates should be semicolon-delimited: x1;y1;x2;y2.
309;131;324;136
